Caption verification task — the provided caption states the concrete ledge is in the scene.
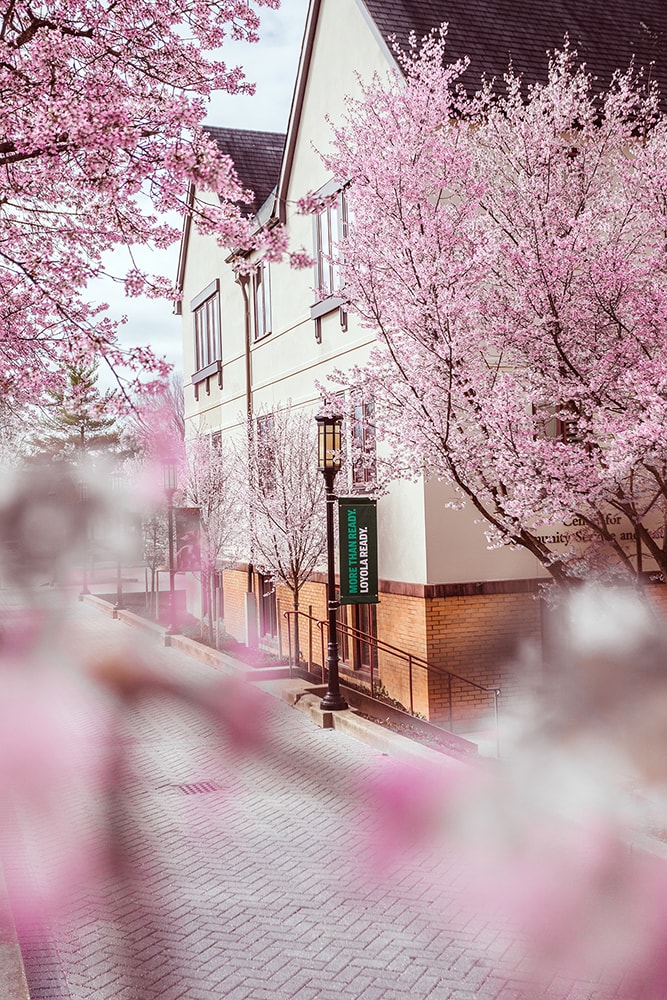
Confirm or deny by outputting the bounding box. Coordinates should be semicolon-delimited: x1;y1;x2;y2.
292;693;469;767
0;868;30;1000
116;608;166;637
307;684;479;760
165;632;255;676
166;633;295;683
0;943;30;1000
81;593;117;617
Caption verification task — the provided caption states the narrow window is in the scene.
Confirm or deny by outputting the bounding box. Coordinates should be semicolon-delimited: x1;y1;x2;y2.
351;397;376;490
538;403;582;445
255;412;276;493
252;262;272;341
191;281;222;372
314;188;348;298
258;572;278;638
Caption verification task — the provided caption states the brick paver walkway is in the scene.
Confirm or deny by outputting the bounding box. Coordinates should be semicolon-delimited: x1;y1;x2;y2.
4;597;613;1000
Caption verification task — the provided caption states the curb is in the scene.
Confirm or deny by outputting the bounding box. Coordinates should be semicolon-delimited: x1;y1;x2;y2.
0;865;30;1000
286;692;470;769
80;593;116;617
166;631;258;677
83;595;475;767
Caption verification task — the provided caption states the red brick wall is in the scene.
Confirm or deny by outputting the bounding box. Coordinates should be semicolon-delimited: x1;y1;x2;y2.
375;593;430;716
425;592;542;727
221;567;544;730
646;583;667;621
220;567;249;643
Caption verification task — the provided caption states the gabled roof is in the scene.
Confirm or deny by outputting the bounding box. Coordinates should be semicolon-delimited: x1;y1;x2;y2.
363;0;667;97
276;0;667;216
175;127;286;308
205;127;286;216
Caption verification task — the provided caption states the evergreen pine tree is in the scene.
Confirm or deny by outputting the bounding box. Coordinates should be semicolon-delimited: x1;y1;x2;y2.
30;361;121;461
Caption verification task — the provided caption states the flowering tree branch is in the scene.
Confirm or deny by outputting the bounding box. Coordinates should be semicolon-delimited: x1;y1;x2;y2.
324;27;667;585
0;0;279;402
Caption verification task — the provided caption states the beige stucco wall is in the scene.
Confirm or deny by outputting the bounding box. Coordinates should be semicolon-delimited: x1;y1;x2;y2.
180;0;554;590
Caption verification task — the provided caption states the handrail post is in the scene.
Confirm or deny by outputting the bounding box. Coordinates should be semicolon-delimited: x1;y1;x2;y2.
277;599;283;659
448;674;453;732
320;622;326;683
408;655;414;715
370;641;375;697
494;688;500;759
308;605;313;673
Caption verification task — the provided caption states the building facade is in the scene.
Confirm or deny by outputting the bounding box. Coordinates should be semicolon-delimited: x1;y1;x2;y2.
177;0;667;727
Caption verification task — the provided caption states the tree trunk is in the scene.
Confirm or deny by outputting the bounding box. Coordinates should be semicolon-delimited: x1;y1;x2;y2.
200;569;208;640
292;588;300;668
207;570;215;647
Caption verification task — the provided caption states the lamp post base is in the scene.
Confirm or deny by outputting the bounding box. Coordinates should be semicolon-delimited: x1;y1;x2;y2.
320;690;348;712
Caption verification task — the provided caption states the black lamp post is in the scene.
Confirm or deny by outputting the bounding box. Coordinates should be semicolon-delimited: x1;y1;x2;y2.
316;414;348;712
111;471;124;611
162;460;178;635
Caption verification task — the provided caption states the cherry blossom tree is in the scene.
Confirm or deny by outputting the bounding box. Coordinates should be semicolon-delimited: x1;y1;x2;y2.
238;404;326;660
323;28;667;585
0;0;282;403
120;374;186;613
122;373;186;461
183;431;243;645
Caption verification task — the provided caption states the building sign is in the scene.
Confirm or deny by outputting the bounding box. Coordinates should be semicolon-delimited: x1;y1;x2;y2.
339;497;379;605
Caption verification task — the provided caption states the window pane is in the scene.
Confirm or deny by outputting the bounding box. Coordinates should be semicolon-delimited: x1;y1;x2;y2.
255;267;265;340
320;209;332;296
193;292;221;371
264;264;272;335
351;398;376;488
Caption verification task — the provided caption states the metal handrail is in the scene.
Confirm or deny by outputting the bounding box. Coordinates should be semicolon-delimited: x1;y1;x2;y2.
282;609;501;752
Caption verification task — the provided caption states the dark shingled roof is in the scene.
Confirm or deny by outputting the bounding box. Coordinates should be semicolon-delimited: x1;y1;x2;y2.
205;127;286;215
363;0;667;98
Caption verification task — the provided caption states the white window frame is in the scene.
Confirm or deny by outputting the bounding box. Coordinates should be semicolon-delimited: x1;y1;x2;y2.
252;261;272;341
313;185;348;299
351;396;376;490
191;280;222;374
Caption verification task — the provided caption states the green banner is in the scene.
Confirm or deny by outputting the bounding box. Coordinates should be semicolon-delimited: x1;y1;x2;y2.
339;497;379;605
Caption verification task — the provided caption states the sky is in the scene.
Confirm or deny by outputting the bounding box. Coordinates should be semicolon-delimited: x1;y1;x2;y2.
98;0;310;384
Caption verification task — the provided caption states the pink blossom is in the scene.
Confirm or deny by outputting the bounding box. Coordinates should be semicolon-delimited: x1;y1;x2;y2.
0;0;282;401
323;27;667;585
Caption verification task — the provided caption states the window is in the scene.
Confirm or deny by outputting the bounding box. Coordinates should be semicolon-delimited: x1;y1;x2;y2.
255;412;276;492
337;602;377;673
191;280;222;374
537;403;583;445
313;187;348;298
351;398;376;490
258;573;278;639
252;262;272;341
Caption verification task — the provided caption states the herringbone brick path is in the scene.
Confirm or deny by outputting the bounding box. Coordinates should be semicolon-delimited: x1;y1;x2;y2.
10;599;614;999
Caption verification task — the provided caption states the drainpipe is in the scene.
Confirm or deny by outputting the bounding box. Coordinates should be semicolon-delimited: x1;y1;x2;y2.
235;268;258;648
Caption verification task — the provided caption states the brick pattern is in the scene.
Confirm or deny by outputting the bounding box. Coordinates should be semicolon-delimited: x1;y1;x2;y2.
646;583;667;621
425;592;542;725
221;568;543;726
19;599;616;1000
277;579;327;671
220;567;251;642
